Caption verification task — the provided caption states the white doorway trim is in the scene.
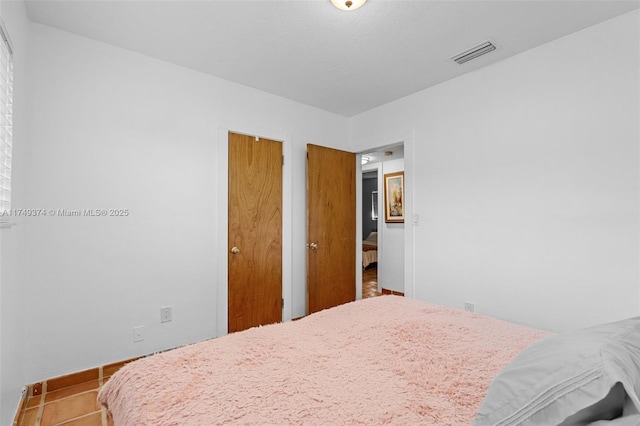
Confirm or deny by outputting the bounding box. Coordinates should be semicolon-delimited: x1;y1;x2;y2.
216;120;293;337
353;132;414;299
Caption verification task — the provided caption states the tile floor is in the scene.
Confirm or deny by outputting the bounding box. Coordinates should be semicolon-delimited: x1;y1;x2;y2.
14;359;136;426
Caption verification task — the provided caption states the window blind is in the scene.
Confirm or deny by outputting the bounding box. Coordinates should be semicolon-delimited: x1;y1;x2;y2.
0;19;13;214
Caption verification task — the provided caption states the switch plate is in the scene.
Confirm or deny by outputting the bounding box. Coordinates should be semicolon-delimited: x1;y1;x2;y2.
133;326;145;342
160;306;172;323
413;213;420;226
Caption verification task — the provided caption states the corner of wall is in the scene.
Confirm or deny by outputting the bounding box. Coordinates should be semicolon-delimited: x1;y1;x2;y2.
0;0;30;423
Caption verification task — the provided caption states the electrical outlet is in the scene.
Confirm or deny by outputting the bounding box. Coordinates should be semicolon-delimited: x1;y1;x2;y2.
133;326;145;342
464;302;475;313
160;306;172;323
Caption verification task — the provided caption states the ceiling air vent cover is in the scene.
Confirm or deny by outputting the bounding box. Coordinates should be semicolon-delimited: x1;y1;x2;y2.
451;41;496;65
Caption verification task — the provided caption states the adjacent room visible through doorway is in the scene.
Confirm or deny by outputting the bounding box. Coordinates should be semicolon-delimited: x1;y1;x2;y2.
360;143;404;298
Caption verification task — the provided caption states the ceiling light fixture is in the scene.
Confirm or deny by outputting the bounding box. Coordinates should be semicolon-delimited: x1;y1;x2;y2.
331;0;367;12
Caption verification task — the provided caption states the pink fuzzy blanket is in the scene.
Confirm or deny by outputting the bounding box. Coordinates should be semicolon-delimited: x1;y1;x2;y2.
98;296;549;425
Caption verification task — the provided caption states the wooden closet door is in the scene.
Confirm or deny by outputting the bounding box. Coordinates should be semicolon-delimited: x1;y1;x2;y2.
306;144;356;314
228;132;282;333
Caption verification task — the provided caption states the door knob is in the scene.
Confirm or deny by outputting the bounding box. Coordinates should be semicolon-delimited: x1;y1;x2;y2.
230;246;240;254
309;242;318;250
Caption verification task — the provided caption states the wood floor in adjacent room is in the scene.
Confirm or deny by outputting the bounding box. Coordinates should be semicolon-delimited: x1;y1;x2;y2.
363;264;380;298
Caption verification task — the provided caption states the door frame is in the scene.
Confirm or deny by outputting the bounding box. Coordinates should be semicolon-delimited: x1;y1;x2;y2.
353;133;414;301
216;121;293;337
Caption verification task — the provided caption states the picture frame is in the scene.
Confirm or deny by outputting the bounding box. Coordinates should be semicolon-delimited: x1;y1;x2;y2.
384;171;404;223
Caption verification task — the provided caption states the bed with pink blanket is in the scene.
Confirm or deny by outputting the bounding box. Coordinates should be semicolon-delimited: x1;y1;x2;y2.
98;296;553;425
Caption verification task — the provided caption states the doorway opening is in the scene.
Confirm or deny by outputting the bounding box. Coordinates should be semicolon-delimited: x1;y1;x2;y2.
362;170;380;298
359;143;405;298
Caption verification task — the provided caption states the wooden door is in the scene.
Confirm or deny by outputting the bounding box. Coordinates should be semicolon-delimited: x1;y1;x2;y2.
306;144;356;314
228;132;282;333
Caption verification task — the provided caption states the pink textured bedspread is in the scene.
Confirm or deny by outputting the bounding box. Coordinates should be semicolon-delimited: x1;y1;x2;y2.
98;296;549;425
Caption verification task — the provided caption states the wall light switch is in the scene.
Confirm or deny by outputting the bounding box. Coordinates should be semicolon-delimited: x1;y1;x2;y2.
413;213;420;226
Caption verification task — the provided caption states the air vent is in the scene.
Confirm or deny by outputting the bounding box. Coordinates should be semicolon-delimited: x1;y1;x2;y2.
451;41;496;65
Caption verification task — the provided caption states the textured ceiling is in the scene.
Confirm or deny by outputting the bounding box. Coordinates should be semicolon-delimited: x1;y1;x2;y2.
24;0;640;117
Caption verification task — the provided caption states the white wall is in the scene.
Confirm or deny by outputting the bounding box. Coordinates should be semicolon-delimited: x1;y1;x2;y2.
0;0;29;423
350;10;640;333
23;23;348;384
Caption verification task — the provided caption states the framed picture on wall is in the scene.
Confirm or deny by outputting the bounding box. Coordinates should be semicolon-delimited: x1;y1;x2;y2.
384;171;404;223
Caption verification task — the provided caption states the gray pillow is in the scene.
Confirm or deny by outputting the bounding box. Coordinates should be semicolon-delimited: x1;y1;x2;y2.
473;317;640;426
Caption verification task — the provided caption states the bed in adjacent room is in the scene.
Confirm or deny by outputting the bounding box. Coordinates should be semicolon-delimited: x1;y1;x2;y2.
97;296;546;425
362;230;377;268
